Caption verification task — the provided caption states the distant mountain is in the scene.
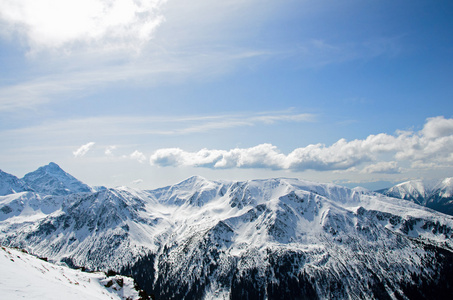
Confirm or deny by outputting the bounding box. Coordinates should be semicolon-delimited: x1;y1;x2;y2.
378;177;453;215
0;246;147;300
22;162;93;196
2;176;453;299
0;169;33;196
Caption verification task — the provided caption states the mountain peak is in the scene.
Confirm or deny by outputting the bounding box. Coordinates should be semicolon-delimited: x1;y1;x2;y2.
177;175;208;185
22;163;93;196
46;161;61;169
38;162;66;174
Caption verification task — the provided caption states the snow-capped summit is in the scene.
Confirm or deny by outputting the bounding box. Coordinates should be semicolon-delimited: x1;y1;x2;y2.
0;169;33;196
150;175;227;206
22;162;93;196
378;177;453;215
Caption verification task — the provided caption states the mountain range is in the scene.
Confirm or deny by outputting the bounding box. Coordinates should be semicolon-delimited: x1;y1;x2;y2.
1;163;453;299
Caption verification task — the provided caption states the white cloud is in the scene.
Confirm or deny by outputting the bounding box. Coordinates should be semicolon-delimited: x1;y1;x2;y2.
73;142;95;158
132;179;143;184
130;150;147;163
149;142;370;171
285;139;371;171
105;145;117;156
421;116;453;139
0;0;166;52
150;144;286;169
150;116;453;172
361;161;401;174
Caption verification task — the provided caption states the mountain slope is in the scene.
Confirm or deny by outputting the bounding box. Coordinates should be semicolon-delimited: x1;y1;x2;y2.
0;191;66;221
2;176;453;299
0;246;146;300
378;177;453;215
0;169;33;196
22;162;93;196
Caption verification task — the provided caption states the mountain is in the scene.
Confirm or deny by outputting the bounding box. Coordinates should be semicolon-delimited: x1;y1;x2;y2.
22;162;93;196
0;169;33;196
2;176;453;299
0;246;147;300
378;177;453;215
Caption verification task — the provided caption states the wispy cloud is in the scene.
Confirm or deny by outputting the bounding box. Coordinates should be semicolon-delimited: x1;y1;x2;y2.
361;161;402;174
295;36;403;68
105;145;117;156
73;142;95;158
132;179;143;185
149;116;453;172
2;110;315;141
0;60;193;112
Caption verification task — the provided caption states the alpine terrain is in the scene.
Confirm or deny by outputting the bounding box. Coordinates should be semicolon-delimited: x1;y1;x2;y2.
1;163;453;299
378;178;453;216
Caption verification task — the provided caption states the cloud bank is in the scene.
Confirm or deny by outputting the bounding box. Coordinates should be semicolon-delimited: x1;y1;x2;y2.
150;116;453;173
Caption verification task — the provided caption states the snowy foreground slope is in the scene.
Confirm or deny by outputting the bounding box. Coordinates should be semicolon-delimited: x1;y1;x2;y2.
2;167;453;299
0;246;146;300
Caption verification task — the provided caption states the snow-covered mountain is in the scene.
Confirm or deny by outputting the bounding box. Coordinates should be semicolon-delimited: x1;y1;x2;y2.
2;174;453;299
22;162;93;196
0;169;33;196
0;246;147;300
378;177;453;215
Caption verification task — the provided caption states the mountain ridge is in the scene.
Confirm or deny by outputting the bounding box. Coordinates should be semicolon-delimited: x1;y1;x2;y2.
0;169;34;196
378;177;453;215
2;172;453;299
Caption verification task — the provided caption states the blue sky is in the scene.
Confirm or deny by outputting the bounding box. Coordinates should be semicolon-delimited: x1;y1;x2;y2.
1;0;452;189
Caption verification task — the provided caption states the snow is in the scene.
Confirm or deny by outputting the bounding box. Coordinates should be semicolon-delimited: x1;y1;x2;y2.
383;177;453;202
3;175;453;265
0;169;33;196
2;167;453;299
0;246;141;300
